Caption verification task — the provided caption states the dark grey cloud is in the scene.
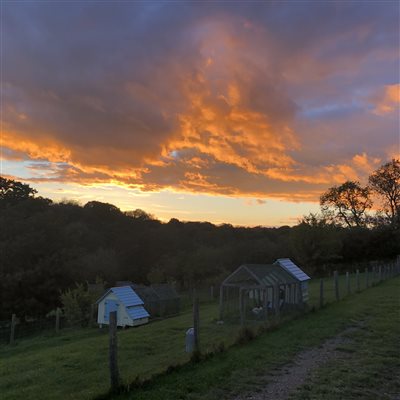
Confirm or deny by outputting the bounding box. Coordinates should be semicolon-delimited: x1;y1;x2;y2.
2;1;399;199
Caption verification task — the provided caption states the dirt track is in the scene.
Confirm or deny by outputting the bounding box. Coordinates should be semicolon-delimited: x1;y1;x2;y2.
232;326;357;400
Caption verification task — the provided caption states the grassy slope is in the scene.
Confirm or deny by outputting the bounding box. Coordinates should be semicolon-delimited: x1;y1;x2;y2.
115;277;400;400
0;272;394;400
291;285;400;399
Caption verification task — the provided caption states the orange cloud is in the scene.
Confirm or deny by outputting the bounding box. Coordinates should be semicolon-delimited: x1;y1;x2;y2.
2;5;398;205
370;84;400;115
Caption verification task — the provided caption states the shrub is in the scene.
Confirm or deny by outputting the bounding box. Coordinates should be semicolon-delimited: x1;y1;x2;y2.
60;283;92;326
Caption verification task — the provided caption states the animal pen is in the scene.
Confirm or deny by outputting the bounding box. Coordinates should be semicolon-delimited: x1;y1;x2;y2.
117;283;181;318
219;260;310;323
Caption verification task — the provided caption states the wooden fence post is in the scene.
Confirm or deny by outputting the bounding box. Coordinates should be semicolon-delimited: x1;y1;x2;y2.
239;288;245;327
296;282;303;307
356;269;360;292
193;289;200;352
89;304;95;327
346;272;350;296
55;307;61;333
109;311;120;391
219;285;224;320
263;288;269;319
274;284;280;317
334;271;339;301
365;268;369;288
10;314;17;345
319;279;324;308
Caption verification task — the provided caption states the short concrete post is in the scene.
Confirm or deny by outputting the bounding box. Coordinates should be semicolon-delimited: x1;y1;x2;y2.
356;269;360;292
365;268;369;288
210;285;214;300
334;271;339;301
55;308;61;333
319;279;324;308
10;314;17;345
109;311;120;391
379;265;382;282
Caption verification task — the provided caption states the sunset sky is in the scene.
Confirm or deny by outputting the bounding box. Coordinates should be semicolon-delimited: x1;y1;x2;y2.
1;1;399;226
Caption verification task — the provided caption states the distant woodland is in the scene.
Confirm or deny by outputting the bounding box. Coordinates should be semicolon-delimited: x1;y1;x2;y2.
1;159;399;319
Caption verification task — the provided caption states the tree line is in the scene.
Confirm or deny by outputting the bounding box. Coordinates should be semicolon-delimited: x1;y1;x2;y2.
0;159;399;319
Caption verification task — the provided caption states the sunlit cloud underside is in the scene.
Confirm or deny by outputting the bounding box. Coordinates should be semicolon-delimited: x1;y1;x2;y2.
1;2;399;225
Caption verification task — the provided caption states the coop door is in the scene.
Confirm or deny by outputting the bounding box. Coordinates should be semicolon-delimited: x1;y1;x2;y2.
104;300;119;322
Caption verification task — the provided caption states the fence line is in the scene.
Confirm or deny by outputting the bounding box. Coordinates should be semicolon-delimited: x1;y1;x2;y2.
2;259;400;346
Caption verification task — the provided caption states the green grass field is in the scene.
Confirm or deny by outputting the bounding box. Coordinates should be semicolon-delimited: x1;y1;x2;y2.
0;273;398;400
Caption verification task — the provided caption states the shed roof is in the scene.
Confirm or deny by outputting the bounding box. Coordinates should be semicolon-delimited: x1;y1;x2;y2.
223;264;298;287
96;285;144;307
274;258;310;282
126;305;149;319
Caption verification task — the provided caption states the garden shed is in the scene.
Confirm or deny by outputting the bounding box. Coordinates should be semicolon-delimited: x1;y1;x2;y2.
96;286;149;327
219;259;310;322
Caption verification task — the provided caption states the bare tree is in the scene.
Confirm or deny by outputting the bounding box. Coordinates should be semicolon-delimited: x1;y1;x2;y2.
320;181;372;227
369;159;400;225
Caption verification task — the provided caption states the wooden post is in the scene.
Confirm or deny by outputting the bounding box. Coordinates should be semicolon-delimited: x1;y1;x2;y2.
239;288;244;327
319;279;324;308
263;288;268;319
10;314;17;345
297;282;303;306
356;269;360;292
109;311;120;391
219;285;224;320
89;303;96;327
274;284;280;317
55;307;61;333
334;271;339;301
365;268;369;288
193;289;200;352
346;271;350;296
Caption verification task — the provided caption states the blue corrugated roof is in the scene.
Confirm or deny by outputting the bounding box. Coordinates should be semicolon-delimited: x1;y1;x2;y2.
275;258;310;282
110;286;144;307
126;305;150;320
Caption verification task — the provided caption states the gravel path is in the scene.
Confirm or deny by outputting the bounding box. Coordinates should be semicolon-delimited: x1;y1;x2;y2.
232;327;357;400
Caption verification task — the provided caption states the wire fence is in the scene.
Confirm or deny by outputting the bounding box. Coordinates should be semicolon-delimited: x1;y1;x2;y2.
2;258;399;346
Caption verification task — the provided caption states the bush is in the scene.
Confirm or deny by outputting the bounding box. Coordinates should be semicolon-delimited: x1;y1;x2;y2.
60;283;92;326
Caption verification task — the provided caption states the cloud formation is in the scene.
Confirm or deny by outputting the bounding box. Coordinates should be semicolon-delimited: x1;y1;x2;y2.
2;2;399;202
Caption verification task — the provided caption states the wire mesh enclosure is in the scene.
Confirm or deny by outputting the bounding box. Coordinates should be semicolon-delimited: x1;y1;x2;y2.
126;283;181;318
219;263;309;323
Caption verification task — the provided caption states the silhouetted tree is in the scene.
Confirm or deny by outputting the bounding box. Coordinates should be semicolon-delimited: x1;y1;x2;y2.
320;181;372;227
0;176;37;205
369;159;400;225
